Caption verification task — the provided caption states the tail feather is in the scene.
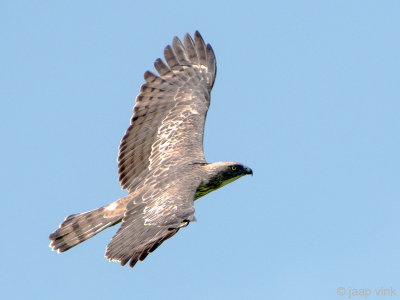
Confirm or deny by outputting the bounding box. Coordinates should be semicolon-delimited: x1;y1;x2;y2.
49;207;122;253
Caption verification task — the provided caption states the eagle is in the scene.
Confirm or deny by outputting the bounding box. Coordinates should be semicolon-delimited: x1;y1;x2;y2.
49;31;253;268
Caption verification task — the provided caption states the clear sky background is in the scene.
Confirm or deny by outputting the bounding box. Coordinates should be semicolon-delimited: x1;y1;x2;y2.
1;1;399;299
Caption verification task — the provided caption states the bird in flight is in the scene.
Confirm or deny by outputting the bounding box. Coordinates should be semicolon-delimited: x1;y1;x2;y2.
49;31;252;268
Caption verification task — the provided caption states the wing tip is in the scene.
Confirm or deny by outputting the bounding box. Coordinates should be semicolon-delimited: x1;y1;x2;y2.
194;30;204;42
161;31;216;76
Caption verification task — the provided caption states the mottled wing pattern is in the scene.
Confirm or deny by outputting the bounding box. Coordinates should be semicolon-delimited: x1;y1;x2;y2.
118;31;216;192
105;178;200;267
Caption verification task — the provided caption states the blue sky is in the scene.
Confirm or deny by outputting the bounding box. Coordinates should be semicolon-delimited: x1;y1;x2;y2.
1;1;399;299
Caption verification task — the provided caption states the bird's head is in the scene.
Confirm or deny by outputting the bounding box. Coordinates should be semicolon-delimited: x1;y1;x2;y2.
214;162;253;179
198;162;253;196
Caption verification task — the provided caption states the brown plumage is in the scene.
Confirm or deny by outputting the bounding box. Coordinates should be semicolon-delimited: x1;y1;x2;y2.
49;31;252;268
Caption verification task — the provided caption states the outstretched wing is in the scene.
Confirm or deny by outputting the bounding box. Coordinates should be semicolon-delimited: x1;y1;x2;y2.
118;31;216;192
105;178;200;267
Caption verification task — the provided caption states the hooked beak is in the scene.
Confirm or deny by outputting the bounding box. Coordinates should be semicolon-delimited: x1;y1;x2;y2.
244;167;253;176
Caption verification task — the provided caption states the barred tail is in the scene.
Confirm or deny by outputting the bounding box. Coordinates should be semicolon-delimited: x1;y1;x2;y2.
49;207;122;253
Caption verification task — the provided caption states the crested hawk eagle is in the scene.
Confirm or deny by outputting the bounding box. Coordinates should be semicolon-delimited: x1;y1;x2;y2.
49;31;252;268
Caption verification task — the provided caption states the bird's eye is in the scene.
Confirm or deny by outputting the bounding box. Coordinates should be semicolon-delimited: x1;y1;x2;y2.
231;166;237;171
